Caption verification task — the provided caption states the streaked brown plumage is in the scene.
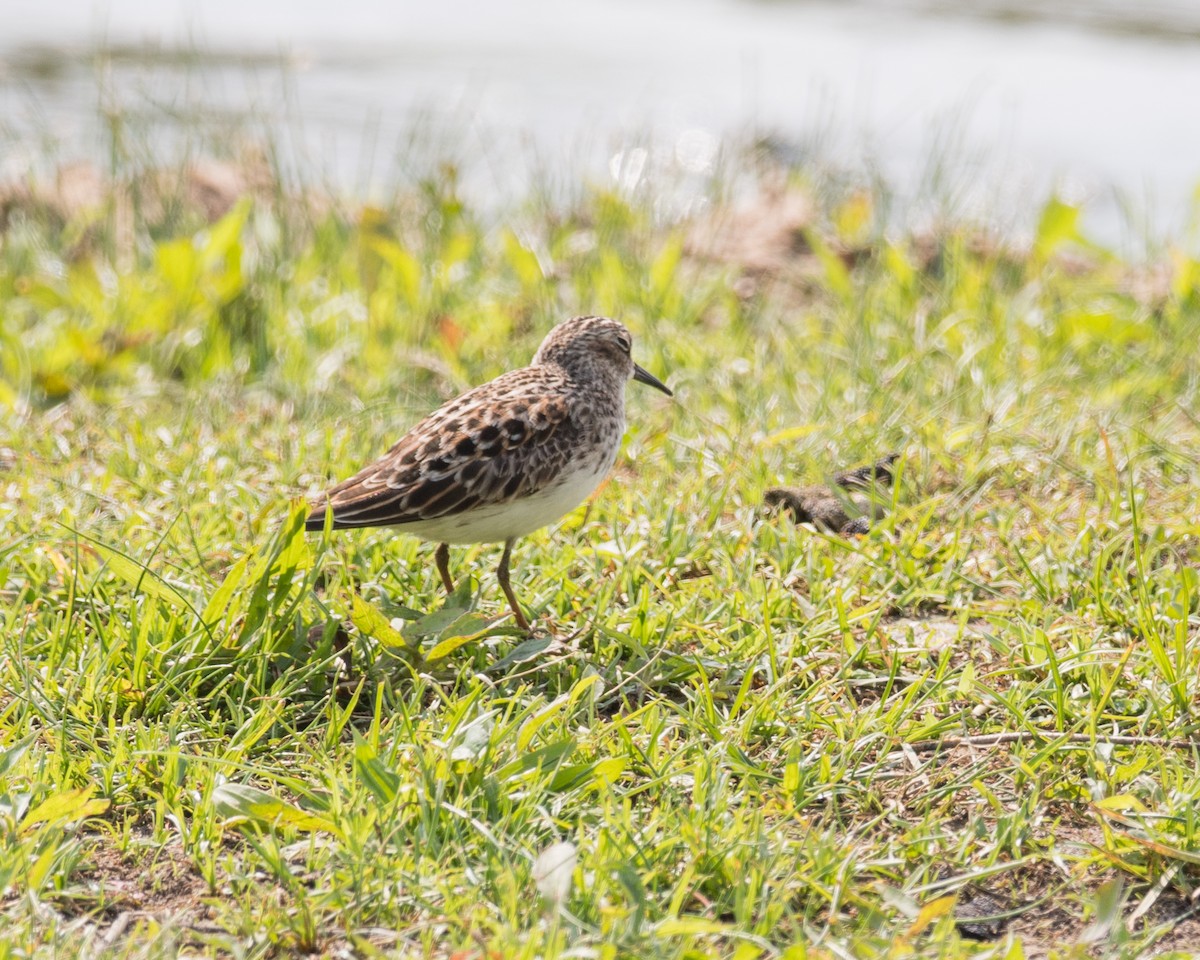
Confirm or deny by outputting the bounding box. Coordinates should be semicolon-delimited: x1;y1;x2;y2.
763;453;899;535
306;315;672;631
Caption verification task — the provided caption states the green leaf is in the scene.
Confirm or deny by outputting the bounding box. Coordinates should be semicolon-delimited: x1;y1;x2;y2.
614;862;647;908
1170;251;1200;300
441;232;474;270
416;609;493;660
156;237;200;298
0;376;18;410
202;553;250;626
402;604;474;642
649;236;682;298
956;660;975;697
833;192;872;243
212;783;341;836
1094;794;1147;812
503;230;544;288
490;635;553;674
424;630;481;662
803;230;852;301
1034;197;1082;260
354;741;403;806
21;787;110;831
490;739;576;784
0;734;37;779
66;261;107;317
367;237;422;304
200;198;251;267
655;917;731;937
1080;877;1124;943
269;501;313;576
349;594;410;649
566;673;604;710
516;694;569;752
25;845;60;892
549;757;626;792
95;543;195;611
906;894;956;937
884;242;916;287
1003;938;1026;960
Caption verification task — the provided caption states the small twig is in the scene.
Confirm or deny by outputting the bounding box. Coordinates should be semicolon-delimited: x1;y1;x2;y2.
907;731;1200;753
98;911;135;951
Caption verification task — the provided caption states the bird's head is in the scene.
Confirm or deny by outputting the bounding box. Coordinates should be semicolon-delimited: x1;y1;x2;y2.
533;315;672;396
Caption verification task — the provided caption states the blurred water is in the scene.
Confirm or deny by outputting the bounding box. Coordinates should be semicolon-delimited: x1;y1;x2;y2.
2;0;1199;242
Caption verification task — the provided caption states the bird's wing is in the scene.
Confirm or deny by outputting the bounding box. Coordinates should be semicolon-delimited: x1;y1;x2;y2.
305;370;578;530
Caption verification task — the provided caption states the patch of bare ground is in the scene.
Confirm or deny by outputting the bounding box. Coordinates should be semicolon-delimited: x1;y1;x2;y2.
890;763;1200;955
47;838;214;952
982;859;1200;957
46;838;410;957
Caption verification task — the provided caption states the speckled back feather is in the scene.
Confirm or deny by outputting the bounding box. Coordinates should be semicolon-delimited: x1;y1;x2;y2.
305;316;635;532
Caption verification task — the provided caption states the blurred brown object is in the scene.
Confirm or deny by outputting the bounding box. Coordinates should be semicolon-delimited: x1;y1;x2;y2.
0;148;277;233
764;453;899;535
685;187;814;275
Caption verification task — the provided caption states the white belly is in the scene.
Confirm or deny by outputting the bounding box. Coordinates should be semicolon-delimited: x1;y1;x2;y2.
397;461;612;544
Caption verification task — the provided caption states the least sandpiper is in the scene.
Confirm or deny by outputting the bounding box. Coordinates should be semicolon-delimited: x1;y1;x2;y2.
306;315;672;631
764;453;899;535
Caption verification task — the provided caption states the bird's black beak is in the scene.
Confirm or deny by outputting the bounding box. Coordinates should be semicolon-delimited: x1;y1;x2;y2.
633;363;672;397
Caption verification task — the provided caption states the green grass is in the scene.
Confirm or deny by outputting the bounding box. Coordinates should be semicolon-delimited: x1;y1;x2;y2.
3;155;1200;959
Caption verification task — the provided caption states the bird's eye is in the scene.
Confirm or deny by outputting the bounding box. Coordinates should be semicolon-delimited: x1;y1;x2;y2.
617;334;632;353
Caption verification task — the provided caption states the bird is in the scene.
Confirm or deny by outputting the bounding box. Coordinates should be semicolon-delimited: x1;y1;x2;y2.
305;315;673;632
763;453;899;534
